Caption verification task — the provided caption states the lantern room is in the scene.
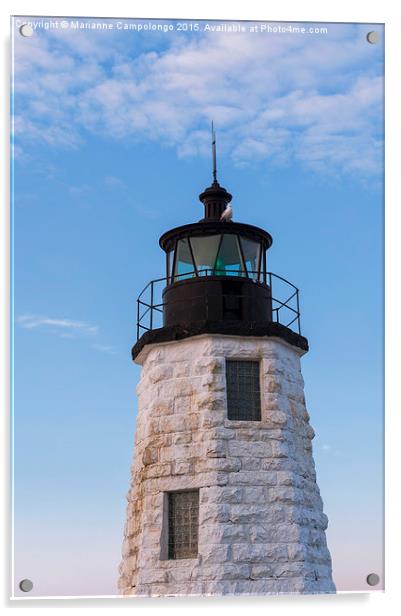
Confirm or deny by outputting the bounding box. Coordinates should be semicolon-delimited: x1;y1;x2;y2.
159;217;273;328
132;129;306;360
162;222;271;284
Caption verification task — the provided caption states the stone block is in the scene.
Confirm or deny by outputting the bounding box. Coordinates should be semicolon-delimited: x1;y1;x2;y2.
261;358;282;375
199;373;215;387
203;580;238;595
173;461;192;475
242;486;266;502
271;441;290;458
202;410;226;428
200;563;251;580
160;443;197;463
139;569;168;585
288;543;308;562
265;394;292;414
201;485;243;505
193;357;224;375
148;365;173;384
196;457;241;473
173;396;192;414
240;457;263;471
265;378;283;394
231;427;260;441
267;411;288;426
302;408;310;422
142;463;171;479
228;441;272;458
173;363;191;378
198;396;226;415
161;379;193;399
146;348;165;364
121;538;133;558
305;425;315;439
141;525;163;548
268;486;302;504
199;503;231;524
159;415;187;434
142;446;158;466
232;543;288;563
200;543;231;564
249;524;276;543
184;413;200;430
206;440;227;458
147;418;164;438
126;517;141;537
172;432;192;445
229;470;278;485
249;563;276;578
276;471;300;486
166;565;199;584
259;428;286;442
228;504;274;524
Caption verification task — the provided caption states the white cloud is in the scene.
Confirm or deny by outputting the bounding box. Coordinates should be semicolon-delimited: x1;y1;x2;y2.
16;314;98;336
104;175;125;189
320;442;348;458
92;344;116;354
12;23;383;179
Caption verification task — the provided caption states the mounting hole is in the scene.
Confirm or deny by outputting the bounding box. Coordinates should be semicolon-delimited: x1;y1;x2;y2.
19;24;33;37
366;31;379;44
19;578;33;592
366;573;380;586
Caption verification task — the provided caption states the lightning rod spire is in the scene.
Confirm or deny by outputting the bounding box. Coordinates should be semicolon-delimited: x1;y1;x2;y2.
212;121;217;183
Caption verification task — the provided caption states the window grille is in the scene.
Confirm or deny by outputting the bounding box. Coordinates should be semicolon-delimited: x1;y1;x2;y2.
226;360;261;421
168;490;199;559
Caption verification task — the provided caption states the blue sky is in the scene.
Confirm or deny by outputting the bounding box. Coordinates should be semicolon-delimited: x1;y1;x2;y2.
11;17;384;596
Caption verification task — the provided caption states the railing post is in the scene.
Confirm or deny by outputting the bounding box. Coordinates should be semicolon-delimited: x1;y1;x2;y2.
263;249;267;284
296;289;301;335
137;299;140;340
269;272;274;321
150;281;154;331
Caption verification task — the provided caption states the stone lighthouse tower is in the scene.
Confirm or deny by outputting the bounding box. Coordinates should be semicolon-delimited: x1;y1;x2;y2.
118;137;336;596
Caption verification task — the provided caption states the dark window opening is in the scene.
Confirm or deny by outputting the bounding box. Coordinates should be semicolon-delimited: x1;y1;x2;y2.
168;490;199;559
226;360;261;421
222;281;242;320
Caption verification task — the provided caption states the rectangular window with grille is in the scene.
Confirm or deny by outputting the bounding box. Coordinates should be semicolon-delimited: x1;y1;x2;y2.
168;490;199;559
226;359;261;421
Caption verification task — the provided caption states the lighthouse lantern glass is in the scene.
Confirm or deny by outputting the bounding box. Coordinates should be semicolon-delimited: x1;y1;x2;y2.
241;237;261;281
189;235;221;276
173;238;195;281
170;233;265;283
215;234;245;277
166;249;174;283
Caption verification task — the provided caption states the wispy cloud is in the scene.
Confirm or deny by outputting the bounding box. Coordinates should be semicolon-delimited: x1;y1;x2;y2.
16;314;98;336
133;203;160;220
68;184;91;197
92;344;116;354
12;21;383;180
104;175;126;189
320;442;347;458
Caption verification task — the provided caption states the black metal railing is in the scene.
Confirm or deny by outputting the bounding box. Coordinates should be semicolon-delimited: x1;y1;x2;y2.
136;269;301;339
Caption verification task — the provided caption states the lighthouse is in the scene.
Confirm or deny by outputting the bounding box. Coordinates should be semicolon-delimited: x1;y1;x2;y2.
118;133;336;596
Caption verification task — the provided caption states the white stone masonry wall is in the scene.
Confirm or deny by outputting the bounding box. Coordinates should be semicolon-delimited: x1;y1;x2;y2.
118;334;336;596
